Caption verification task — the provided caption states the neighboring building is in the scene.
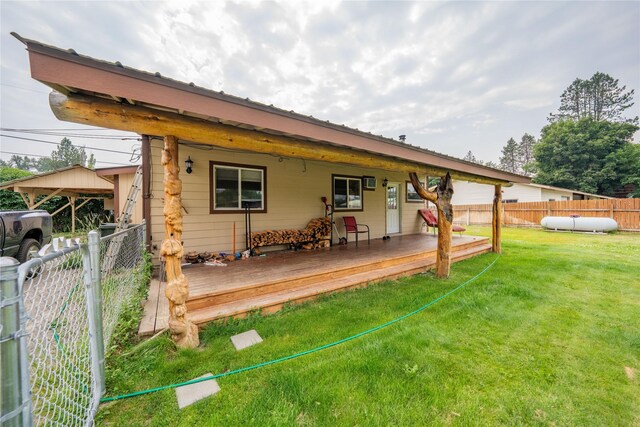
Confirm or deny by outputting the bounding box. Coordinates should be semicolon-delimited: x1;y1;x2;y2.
95;166;144;224
452;181;612;205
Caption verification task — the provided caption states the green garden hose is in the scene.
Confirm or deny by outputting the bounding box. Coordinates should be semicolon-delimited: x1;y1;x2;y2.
101;255;500;403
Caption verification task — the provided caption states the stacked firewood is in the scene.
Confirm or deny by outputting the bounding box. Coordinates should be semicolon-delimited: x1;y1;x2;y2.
250;217;331;249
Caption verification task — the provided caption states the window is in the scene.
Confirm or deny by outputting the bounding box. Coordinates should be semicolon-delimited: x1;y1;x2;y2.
503;199;518;203
406;181;425;203
332;175;363;211
210;162;266;213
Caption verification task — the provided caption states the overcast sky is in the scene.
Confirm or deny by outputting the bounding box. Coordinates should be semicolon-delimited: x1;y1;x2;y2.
1;0;639;168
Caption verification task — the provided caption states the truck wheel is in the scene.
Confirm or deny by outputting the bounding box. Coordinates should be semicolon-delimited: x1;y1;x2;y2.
17;238;42;278
17;238;40;264
17;238;41;264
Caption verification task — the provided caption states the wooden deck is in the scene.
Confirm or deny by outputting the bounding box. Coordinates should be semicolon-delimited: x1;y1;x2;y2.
139;233;491;335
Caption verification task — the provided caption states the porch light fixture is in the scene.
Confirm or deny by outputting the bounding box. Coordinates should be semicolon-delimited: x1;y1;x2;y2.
382;178;388;187
185;156;194;174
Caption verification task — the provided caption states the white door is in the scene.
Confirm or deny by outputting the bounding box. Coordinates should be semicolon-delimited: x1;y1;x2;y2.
386;183;400;234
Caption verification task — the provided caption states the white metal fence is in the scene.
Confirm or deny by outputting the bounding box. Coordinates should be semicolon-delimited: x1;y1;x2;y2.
0;223;146;427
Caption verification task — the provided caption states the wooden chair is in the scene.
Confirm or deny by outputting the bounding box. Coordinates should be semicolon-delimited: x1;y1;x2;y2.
342;216;370;246
418;209;466;236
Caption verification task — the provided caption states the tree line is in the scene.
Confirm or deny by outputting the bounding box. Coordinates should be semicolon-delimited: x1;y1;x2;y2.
465;72;639;197
1;137;96;171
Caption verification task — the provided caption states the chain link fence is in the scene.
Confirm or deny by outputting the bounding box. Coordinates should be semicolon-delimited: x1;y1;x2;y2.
0;223;147;427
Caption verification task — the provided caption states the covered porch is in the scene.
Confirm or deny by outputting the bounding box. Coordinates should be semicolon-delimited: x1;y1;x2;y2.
139;232;491;335
16;33;529;347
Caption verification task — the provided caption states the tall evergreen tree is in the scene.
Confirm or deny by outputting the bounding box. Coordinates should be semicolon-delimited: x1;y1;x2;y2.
518;133;537;176
37;138;90;171
499;138;520;173
549;72;637;124
462;151;477;163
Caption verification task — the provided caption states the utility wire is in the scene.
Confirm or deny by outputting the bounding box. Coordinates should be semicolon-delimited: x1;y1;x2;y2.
1;129;140;140
0;83;50;95
0;134;138;155
2;127;124;132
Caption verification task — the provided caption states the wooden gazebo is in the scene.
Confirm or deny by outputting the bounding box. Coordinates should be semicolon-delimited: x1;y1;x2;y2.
0;164;114;233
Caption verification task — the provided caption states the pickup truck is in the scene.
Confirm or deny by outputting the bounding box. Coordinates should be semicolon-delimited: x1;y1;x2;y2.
0;210;53;264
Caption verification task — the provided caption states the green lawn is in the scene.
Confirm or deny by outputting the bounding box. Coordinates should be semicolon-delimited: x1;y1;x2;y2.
97;227;639;426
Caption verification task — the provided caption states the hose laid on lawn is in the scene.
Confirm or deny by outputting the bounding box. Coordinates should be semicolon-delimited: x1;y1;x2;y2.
101;254;500;403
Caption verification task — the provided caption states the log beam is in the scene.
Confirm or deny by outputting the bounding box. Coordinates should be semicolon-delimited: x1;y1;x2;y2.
410;172;454;278
49;92;513;187
160;135;199;348
492;185;502;253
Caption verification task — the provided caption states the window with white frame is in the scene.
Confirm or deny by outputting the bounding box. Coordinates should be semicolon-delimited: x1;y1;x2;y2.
210;162;266;213
332;175;363;211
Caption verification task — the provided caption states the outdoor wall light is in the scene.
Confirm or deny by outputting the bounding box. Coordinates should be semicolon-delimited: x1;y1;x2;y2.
382;178;388;187
185;156;194;174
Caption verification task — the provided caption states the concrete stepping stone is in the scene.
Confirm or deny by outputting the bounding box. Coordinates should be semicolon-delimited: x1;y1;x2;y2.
230;329;263;350
175;373;220;409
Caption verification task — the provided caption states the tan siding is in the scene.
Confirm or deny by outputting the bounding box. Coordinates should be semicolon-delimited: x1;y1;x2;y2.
149;141;431;256
117;173;144;224
20;167;113;191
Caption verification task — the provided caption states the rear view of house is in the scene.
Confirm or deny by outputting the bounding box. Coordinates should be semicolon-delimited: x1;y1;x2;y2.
14;33;529;346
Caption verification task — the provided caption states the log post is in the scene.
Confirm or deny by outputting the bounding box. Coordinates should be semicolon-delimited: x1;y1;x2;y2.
160;135;199;348
410;172;454;278
70;196;76;234
492;185;502;254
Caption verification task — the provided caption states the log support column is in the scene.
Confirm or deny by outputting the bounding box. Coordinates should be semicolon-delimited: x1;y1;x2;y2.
70;196;76;234
160;135;199;348
492;185;502;254
410;172;454;278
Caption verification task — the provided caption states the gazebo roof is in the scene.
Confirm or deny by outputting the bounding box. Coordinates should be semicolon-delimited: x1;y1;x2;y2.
0;164;114;197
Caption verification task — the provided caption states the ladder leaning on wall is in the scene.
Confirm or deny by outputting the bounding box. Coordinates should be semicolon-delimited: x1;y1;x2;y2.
103;166;143;272
115;165;143;232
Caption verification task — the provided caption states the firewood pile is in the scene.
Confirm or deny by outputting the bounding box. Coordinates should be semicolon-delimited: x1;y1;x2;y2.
250;217;331;250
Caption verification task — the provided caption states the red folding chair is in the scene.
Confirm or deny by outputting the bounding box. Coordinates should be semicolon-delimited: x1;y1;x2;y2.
342;216;370;246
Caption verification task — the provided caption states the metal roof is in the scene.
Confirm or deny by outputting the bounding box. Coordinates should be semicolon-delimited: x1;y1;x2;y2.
13;32;530;185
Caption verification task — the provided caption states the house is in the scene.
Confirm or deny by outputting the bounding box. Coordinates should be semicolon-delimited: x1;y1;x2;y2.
15;33;530;346
452;181;612;205
95;166;144;224
0;164;114;232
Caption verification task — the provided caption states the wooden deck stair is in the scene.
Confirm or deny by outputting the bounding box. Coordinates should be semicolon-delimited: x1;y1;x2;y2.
186;238;491;326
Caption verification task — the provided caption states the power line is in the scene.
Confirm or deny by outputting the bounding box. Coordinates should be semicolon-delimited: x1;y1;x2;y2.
3;127;124;132
0;83;50;95
0;134;138;155
0;150;135;166
1;128;140;140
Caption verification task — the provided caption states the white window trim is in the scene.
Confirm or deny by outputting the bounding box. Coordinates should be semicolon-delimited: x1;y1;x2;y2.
332;175;363;211
211;162;266;213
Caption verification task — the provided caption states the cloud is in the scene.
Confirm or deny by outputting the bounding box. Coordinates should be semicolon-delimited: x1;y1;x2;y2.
1;0;638;164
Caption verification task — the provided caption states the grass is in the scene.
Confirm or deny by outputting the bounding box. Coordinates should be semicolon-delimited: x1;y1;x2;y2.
96;227;639;426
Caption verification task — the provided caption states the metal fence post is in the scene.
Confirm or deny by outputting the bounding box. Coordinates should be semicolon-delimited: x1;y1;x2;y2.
0;257;32;427
82;230;105;406
89;231;105;395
